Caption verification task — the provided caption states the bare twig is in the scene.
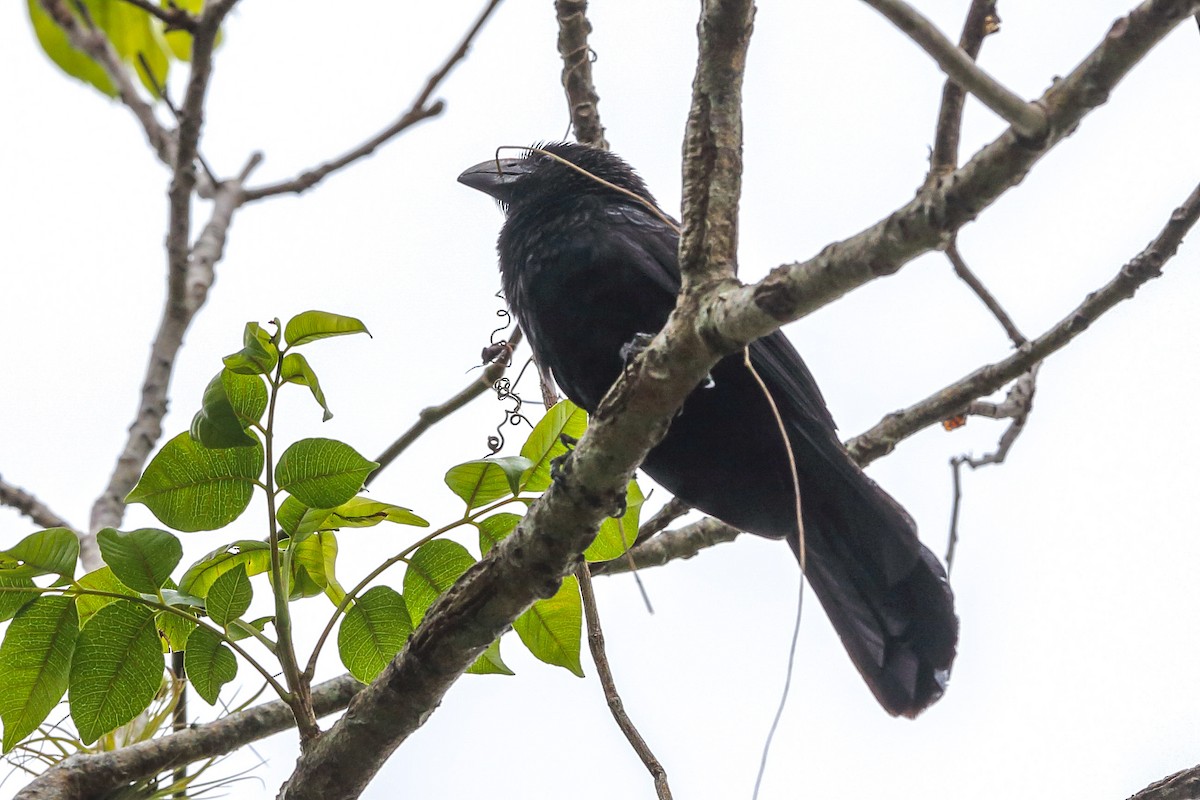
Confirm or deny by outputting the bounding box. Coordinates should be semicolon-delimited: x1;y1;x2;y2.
862;0;1045;139
555;0;608;149
946;365;1038;570
0;476;76;532
369;327;523;483
947;238;1027;346
240;0;504;202
575;564;672;799
927;0;1000;183
848;179;1200;467
115;0;198;32
35;0;174;164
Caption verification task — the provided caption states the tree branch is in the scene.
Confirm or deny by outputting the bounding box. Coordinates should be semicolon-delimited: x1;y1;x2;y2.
946;238;1027;346
368;327;523;482
1130;763;1200;800
88;149;259;569
847;179;1200;466
926;0;999;183
555;0;608;149
13;675;362;800
240;0;504;202
0;476;76;532
577;565;671;797
862;0;1045;138
114;0;197;32
706;0;1199;352
591;517;743;576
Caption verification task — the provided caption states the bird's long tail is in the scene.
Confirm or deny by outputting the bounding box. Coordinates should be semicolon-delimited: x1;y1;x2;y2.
788;463;957;718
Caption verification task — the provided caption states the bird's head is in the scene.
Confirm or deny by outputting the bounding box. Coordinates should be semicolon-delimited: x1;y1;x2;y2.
457;142;656;213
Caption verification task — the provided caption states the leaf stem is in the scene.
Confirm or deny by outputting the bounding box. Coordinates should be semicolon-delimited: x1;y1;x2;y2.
262;346;320;741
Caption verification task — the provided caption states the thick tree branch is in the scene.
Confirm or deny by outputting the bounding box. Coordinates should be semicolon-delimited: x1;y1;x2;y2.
678;0;754;288
555;0;608;149
706;0;1199;353
848;179;1200;466
240;0;504;202
862;0;1045;138
1130;763;1200;800
0;476;76;532
13;676;362;800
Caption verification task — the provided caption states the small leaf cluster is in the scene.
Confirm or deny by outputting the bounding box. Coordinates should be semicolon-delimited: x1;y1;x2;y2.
26;0;220;99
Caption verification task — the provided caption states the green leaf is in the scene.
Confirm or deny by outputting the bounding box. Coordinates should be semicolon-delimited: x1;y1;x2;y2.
337;586;412;684
0;575;39;622
190;369;267;449
520;400;588;492
584;479;646;562
223;322;279;375
403;540;476;626
162;0;223;62
476;512;522;556
26;0;175;98
95;528;181;594
0;528;78;581
156;610;197;652
275;438;377;509
179;540;272;598
466;638;515;676
282;496;428;544
184;626;237;705
226;616;271;643
69;601;163;745
74;567;137;623
26;0;116;96
289;532;339;601
126;432;263;532
444;457;534;510
283;311;370;347
205;564;252;626
514;576;583;677
281;352;333;422
0;596;79;752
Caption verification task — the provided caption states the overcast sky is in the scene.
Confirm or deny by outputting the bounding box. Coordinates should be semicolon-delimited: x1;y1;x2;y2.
1;2;1199;798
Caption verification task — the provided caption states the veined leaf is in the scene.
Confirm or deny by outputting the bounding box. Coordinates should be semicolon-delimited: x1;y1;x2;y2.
283;311;370;347
514;576;583;677
0;596;79;752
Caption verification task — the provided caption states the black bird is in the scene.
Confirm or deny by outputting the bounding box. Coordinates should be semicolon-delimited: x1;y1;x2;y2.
459;142;957;717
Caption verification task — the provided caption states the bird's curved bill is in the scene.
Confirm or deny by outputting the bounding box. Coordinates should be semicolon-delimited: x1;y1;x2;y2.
457;158;531;203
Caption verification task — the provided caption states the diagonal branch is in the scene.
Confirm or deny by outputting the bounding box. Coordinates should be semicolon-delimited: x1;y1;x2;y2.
0;476;77;532
555;0;608;149
706;0;1199;353
862;0;1045;138
946;238;1027;346
848;179;1200;466
369;327;523;481
114;0;197;32
240;0;504;202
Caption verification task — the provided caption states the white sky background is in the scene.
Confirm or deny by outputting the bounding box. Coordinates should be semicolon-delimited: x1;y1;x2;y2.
1;1;1199;798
